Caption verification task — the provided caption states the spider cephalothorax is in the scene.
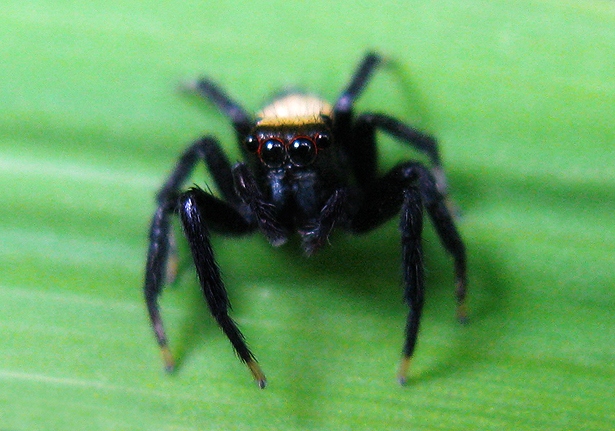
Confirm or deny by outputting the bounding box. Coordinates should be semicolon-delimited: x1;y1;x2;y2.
144;52;467;388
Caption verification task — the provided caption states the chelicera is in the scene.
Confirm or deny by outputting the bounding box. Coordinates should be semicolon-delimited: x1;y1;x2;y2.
143;52;467;388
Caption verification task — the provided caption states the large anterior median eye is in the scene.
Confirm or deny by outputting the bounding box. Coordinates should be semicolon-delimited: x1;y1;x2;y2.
260;139;286;168
289;138;317;167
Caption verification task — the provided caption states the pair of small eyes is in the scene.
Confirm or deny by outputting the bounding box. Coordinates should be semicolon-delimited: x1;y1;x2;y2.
246;134;331;168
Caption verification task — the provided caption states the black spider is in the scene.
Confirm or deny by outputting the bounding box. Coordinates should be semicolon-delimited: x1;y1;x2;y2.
144;52;467;388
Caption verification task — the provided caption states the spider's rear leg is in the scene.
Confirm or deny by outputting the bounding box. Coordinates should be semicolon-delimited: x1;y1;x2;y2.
400;163;467;383
352;113;450;194
334;52;383;114
413;164;468;323
185;77;253;138
349;162;466;385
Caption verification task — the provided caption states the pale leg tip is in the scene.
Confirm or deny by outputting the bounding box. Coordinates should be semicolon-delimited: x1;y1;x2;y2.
161;346;176;373
397;356;412;386
456;303;469;325
247;360;267;389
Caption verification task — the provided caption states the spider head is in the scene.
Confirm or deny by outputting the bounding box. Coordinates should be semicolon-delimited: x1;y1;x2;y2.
244;94;333;170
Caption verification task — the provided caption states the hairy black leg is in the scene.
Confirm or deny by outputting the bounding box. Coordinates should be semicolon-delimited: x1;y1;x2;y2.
160;136;240;282
144;136;242;371
399;163;467;382
187;77;252;138
232;163;288;246
144;200;177;371
348;164;423;385
349;162;466;384
398;187;424;385
416;170;468;322
177;188;265;387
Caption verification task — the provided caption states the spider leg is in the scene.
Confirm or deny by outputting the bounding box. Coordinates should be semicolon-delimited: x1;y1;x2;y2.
423;184;468;322
186;77;252;138
177;187;265;388
349;162;466;385
352;113;449;196
157;137;241;206
335;54;452;199
334;52;383;114
398;163;467;383
145;200;177;371
144;136;250;372
403;164;467;322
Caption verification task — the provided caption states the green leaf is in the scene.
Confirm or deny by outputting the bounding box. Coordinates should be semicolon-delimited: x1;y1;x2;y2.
1;0;614;430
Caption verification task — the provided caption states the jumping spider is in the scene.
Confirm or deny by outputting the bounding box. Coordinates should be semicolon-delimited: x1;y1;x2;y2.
144;52;467;388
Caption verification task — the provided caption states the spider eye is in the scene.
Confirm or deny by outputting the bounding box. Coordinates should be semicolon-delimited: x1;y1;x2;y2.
245;135;259;153
260;139;286;168
315;132;331;149
289;138;317;167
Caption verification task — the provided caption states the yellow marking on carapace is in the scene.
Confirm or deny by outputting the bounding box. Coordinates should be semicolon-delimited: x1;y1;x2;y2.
256;94;333;127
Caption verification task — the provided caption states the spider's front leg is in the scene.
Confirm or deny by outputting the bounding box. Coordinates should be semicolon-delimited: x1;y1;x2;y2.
350;162;466;385
144;136;267;387
177;187;266;388
145;136;232;372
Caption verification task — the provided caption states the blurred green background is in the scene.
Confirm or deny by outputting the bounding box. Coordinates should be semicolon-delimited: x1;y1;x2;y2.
1;0;614;430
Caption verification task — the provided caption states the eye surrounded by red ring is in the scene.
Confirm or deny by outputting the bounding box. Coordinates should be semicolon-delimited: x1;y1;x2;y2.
259;138;286;168
288;138;317;167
